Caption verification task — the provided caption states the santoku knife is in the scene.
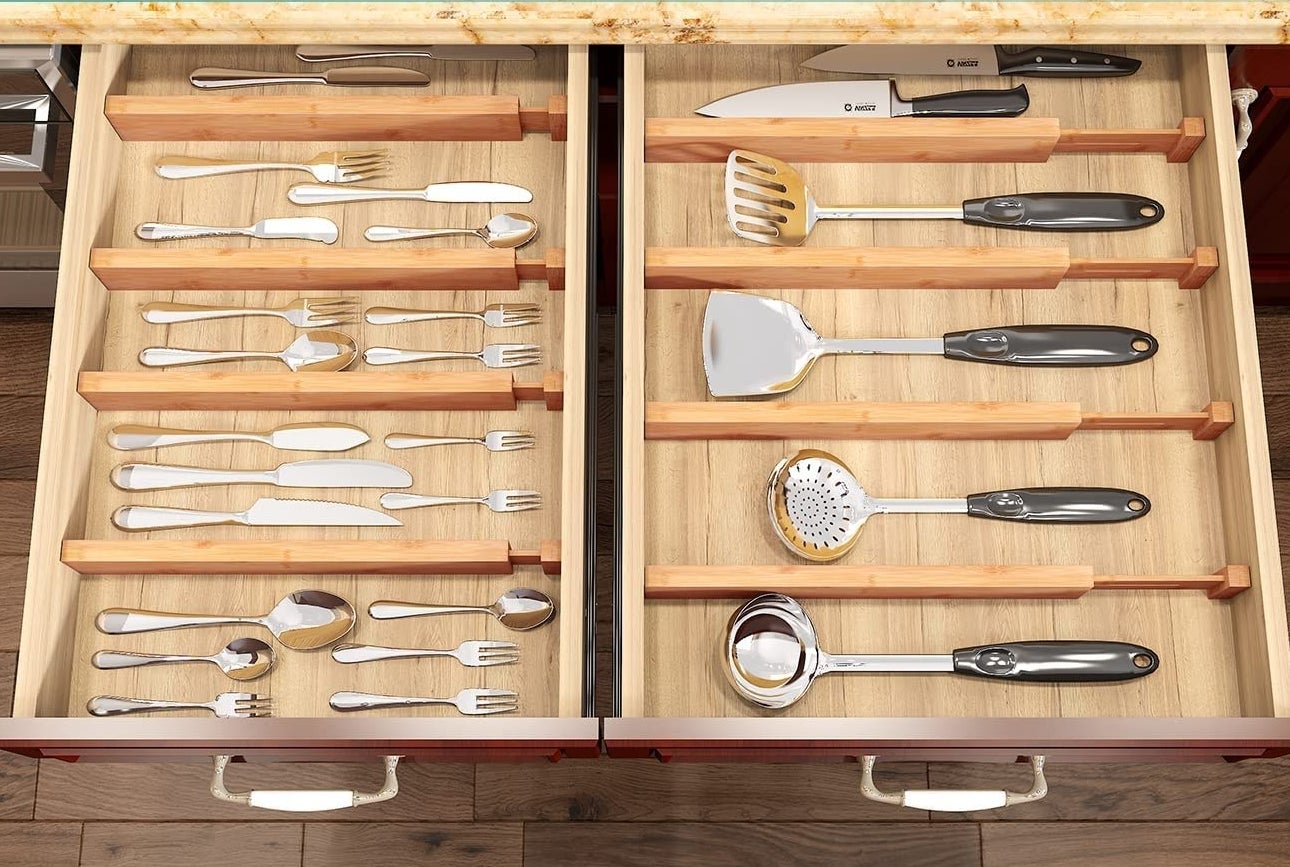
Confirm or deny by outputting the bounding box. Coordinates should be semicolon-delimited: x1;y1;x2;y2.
111;498;401;531
110;459;413;492
297;44;537;62
695;80;1029;119
802;45;1141;77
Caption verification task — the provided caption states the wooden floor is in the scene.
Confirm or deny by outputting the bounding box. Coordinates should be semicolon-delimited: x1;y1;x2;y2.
6;308;1290;866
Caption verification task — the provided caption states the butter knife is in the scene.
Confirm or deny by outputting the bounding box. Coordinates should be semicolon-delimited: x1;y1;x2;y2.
110;459;413;492
190;66;429;89
297;45;536;62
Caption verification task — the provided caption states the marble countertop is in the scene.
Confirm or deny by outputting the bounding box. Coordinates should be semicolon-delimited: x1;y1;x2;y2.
2;2;1289;45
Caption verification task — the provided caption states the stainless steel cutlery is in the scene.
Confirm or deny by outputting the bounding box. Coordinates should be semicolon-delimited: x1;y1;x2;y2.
369;588;555;631
110;459;412;492
296;44;537;62
92;638;276;681
364;212;538;248
154;149;389;183
365;302;541;328
332;640;520;667
141;297;359;328
384;429;536;452
190;66;430;89
801;44;1141;78
363;343;540;368
135;216;339;244
289;180;533;206
380;489;541;513
107;422;370;452
696;80;1030;118
330;688;518;715
139;332;358;371
111;497;401;531
88;692;273;718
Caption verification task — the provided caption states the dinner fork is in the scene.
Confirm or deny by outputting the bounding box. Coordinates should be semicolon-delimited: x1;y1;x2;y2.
329;688;519;715
331;640;520;667
155;148;389;183
362;343;541;368
87;692;272;718
365;303;542;328
384;430;536;452
379;489;542;513
140;297;359;328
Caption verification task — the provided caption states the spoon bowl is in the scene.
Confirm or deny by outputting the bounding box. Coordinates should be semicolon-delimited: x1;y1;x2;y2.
262;590;357;649
214;638;277;680
724;593;820;709
478;212;539;248
488;588;556;630
282;331;358;372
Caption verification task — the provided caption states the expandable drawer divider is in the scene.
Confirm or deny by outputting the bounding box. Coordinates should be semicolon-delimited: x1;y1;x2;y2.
644;246;1219;291
645;116;1206;164
645;563;1250;600
77;370;565;411
89;247;567;291
645;400;1234;441
62;539;562;576
104;94;570;141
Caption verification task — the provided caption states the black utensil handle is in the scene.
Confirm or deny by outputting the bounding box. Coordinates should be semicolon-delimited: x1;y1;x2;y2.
961;192;1165;231
996;46;1141;78
965;487;1151;523
952;640;1159;682
905;83;1029;117
942;325;1158;366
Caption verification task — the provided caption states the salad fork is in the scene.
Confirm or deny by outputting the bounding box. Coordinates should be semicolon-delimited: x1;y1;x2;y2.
330;688;518;715
384;430;536;452
141;297;359;328
379;489;541;513
155;148;389;183
363;343;541;368
87;692;272;718
365;303;542;328
331;640;520;667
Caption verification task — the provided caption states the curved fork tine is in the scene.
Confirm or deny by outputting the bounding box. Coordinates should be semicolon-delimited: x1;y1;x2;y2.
475;640;520;649
473;705;518;715
337;149;389;163
306;297;361;308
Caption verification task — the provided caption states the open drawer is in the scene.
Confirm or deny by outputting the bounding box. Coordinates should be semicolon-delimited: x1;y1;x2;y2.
608;44;1290;770
0;44;598;770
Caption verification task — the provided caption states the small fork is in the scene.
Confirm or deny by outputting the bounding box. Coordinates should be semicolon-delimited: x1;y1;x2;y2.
363;343;541;368
365;303;543;328
384;430;536;452
141;297;359;328
379;489;542;513
331;640;520;667
155;148;389;184
87;692;272;718
330;688;519;715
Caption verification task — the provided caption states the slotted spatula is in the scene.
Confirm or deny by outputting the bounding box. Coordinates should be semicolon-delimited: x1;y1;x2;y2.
702;291;1158;397
724;149;1165;246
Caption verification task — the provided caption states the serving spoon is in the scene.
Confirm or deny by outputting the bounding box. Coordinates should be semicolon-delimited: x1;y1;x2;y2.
138;331;358;371
724;593;1159;709
368;588;555;631
96;590;356;650
92;638;276;681
364;212;539;248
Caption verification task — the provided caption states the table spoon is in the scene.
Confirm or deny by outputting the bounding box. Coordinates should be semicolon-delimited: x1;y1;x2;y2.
92;638;276;681
368;588;555;631
364;212;538;248
138;331;358;371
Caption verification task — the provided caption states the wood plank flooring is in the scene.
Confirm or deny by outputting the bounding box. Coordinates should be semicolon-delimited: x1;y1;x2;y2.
6;307;1290;865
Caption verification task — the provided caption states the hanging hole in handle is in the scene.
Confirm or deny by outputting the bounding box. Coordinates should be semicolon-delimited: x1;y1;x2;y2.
1128;498;1147;512
1131;337;1152;352
1133;653;1154;669
1139;205;1158;218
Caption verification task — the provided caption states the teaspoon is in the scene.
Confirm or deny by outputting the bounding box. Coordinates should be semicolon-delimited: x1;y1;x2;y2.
368;588;554;631
363;212;539;248
92;638;276;681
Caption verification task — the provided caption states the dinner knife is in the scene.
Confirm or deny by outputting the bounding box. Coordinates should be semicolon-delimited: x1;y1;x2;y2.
288;181;533;206
695;80;1029;118
802;45;1141;77
190;66;430;89
107;422;371;453
111;498;401;531
110;459;413;492
297;44;537;62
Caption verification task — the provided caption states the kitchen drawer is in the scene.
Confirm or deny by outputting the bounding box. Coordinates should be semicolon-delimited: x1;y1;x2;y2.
0;44;598;767
608;44;1290;767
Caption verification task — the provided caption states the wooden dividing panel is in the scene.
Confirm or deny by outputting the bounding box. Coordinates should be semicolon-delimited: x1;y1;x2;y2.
623;44;1289;724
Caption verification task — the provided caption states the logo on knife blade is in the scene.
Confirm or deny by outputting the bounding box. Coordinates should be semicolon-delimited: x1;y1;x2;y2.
947;57;980;68
843;102;878;113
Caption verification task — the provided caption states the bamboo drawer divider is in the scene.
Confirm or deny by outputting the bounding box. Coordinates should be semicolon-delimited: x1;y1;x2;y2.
645;116;1206;164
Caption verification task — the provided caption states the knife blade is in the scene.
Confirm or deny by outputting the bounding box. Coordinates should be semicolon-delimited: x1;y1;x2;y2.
111;498;402;531
287;181;533;206
110;459;413;492
296;44;537;62
801;45;1141;78
695;80;1028;119
107;422;371;453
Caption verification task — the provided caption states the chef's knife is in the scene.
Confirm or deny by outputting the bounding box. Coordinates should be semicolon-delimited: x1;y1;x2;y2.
190;66;430;89
695;80;1029;118
111;498;401;531
802;45;1141;77
107;422;371;453
110;459;413;492
296;44;537;62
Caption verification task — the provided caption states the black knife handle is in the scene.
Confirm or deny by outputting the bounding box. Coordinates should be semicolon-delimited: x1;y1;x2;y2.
961;192;1164;231
952;640;1159;682
905;83;1029;117
942;325;1158;366
996;46;1142;78
965;487;1151;523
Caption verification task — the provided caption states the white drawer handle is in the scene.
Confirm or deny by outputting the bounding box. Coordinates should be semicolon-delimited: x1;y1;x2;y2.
860;755;1047;812
210;755;400;811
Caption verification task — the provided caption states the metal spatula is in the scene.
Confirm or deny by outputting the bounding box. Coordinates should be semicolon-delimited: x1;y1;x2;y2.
702;291;1157;397
724;149;1165;246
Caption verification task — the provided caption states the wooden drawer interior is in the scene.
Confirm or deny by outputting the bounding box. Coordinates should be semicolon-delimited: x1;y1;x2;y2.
619;44;1290;722
14;45;589;721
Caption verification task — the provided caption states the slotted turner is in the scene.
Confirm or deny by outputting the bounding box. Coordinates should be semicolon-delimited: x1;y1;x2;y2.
767;449;1151;562
724;149;1165;246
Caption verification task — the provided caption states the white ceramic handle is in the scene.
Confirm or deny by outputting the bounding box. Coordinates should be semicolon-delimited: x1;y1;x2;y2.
860;755;1047;812
211;755;401;811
